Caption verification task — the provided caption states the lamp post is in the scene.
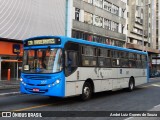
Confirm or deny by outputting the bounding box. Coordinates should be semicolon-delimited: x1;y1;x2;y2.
136;3;150;51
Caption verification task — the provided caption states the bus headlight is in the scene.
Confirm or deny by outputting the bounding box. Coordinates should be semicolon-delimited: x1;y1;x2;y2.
20;78;26;86
48;79;60;87
52;79;60;86
22;81;26;86
20;78;23;81
55;79;60;84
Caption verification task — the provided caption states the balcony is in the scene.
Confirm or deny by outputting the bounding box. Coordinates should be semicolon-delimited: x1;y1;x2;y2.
126;43;160;54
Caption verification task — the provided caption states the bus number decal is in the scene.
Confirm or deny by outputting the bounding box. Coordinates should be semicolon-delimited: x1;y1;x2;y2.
41;80;47;84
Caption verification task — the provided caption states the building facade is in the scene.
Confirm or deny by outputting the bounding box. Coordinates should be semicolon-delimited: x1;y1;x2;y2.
126;0;158;53
72;0;127;47
126;0;159;77
152;0;160;73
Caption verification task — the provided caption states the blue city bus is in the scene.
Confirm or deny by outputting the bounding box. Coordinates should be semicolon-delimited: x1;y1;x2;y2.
20;36;148;100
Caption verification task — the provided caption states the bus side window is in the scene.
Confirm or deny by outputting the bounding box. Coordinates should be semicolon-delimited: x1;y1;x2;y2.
142;55;147;68
64;42;79;76
65;51;78;76
111;50;120;67
121;52;129;67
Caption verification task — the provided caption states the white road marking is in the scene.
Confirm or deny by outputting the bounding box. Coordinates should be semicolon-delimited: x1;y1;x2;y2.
0;92;20;96
152;84;160;87
124;117;133;120
141;83;160;88
141;85;150;88
154;104;160;108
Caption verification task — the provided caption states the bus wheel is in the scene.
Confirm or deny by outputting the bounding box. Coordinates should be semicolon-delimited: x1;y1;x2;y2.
81;82;92;101
128;78;135;92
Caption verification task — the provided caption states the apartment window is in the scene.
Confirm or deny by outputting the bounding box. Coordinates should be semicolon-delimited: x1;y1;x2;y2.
133;27;143;35
84;12;93;24
104;18;111;30
75;8;80;21
114;40;125;47
106;39;111;45
87;35;93;41
72;30;84;39
93;0;103;8
83;0;93;4
112;4;119;15
133;28;137;33
93;15;103;27
122;25;124;34
72;30;125;47
127;12;129;17
137;40;142;45
104;0;112;12
112;22;119;32
149;23;151;28
122;9;125;18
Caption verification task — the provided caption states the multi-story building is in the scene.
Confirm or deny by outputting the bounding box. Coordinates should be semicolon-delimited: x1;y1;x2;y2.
152;0;160;72
126;0;159;61
72;0;127;47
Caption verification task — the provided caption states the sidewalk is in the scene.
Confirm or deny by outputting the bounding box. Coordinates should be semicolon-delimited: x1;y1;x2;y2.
0;79;20;90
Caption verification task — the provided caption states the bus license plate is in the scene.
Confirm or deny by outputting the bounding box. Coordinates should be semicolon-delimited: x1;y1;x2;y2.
33;88;39;92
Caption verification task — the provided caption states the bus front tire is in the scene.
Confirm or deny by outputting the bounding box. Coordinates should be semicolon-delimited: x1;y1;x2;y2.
81;82;92;101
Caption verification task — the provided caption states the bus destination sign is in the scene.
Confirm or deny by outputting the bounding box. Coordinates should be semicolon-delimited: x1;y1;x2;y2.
27;38;61;46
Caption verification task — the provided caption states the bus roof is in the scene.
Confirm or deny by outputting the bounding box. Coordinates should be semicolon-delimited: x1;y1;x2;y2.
24;35;147;55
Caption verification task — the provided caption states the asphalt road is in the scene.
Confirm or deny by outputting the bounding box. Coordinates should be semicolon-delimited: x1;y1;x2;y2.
0;78;160;120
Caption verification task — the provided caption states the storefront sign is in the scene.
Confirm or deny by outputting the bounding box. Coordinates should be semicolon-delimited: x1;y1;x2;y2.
13;44;20;54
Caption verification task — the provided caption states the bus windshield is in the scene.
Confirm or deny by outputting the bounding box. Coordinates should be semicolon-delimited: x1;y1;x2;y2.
22;48;63;73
